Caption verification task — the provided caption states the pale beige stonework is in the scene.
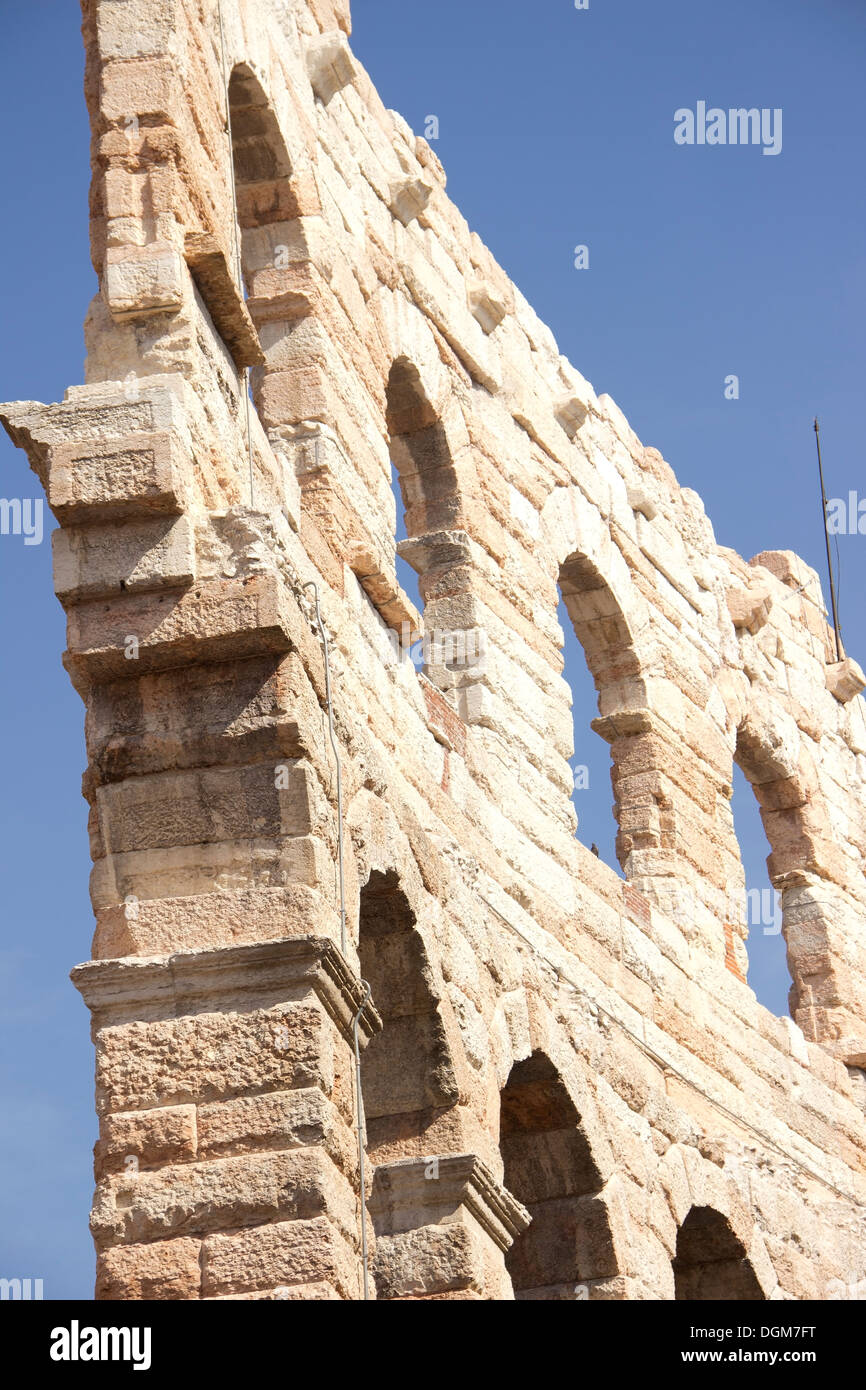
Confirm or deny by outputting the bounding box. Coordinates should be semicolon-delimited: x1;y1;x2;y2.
3;0;866;1300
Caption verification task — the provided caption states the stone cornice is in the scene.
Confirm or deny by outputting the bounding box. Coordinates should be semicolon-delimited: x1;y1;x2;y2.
369;1153;531;1252
71;936;382;1044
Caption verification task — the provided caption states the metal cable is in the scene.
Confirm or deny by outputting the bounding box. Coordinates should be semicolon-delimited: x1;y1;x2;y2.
352;980;373;1301
216;0;256;508
304;582;347;955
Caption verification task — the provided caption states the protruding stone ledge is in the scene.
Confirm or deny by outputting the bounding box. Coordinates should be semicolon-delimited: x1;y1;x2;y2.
305;33;357;103
826;657;866;705
555;395;589;440
53;515;196;605
397;528;473;576
627;485;658;522
62;572;299;691
72;936;382;1044
370;1154;530;1301
370;1154;530;1252
389;175;435;227
104;242;186;321
1;376;197;515
185;232;266;370
468;280;509;335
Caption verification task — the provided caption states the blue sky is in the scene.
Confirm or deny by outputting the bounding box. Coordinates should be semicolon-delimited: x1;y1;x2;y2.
0;0;863;1298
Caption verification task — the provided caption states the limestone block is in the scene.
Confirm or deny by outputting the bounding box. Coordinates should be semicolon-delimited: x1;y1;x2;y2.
47;432;189;524
389;176;435;226
91;1148;357;1249
63;573;299;689
468;279;509;335
96;0;180;61
53;515;195;603
627;485;658;522
96;1105;197;1176
727;580;773;633
555;395;589;440
305;33;357;103
96;1237;202;1301
92;885;338;959
826;658;866;704
92;1004;332;1116
185;233;266;368
751;549;822;599
737;703;801;784
370;1154;529;1300
99;56;178;124
307;0;352;36
93;759;324;856
202;1217;359;1300
72;938;382;1114
398;238;502;393
196;1088;356;1176
104;243;186;320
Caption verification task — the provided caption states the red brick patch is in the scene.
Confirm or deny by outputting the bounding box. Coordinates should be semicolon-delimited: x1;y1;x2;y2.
420;676;467;760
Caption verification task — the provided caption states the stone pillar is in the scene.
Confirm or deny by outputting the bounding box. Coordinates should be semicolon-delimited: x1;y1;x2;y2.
369;1155;530;1301
73;938;380;1301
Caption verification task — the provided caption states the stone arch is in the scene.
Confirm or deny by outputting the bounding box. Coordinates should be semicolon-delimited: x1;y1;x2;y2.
657;1144;777;1301
228;64;296;239
497;1045;623;1300
346;791;462;1163
357;869;460;1162
539;487;684;886
386;356;462;542
379;341;487;690
733;693;851;1043
673;1206;766;1300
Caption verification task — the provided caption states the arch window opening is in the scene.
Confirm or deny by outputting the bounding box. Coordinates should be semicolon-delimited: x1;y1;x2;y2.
556;575;622;873
385;359;463;661
556;542;636;867
729;763;793;1017
500;1053;614;1300
673;1206;765;1301
357;871;458;1162
390;461;422;617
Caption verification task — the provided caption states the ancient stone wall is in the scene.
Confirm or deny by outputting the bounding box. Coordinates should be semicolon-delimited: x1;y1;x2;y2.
3;0;866;1300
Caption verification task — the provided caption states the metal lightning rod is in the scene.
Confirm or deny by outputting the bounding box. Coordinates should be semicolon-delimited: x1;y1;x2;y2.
814;417;843;664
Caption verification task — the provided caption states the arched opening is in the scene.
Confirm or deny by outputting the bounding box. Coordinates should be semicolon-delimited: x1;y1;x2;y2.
228;65;296;241
673;1206;766;1300
729;761;791;1012
730;710;826;1021
557;553;649;875
385;359;460;620
358;871;458;1162
225;64;305;424
558;590;619;869
500;1052;614;1299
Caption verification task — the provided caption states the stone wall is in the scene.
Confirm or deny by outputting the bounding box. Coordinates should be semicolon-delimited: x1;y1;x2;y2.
2;0;866;1300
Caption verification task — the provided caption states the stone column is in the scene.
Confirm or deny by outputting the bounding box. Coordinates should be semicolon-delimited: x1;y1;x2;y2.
74;938;380;1301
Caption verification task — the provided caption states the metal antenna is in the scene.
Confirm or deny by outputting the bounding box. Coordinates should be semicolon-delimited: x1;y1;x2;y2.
814;418;843;664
